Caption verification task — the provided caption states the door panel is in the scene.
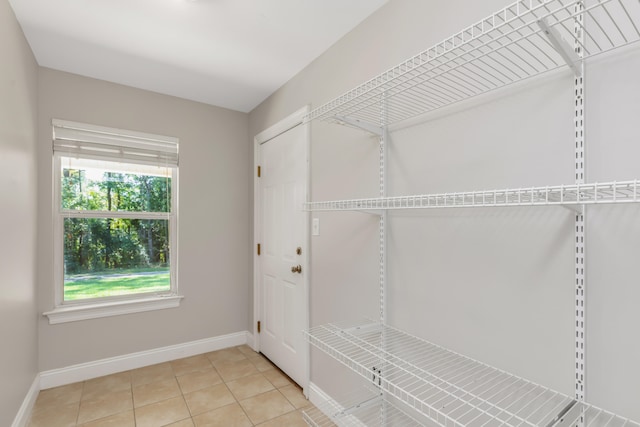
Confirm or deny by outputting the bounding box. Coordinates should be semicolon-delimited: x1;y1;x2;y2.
258;121;307;386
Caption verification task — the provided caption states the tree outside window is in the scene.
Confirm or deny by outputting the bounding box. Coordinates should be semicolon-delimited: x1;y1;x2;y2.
59;157;175;301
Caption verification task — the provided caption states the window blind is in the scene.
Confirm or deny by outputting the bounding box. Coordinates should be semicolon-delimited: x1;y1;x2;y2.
52;119;178;167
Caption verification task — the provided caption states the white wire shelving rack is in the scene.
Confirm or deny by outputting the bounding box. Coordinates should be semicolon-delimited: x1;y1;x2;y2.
304;180;640;212
304;0;640;127
304;320;640;427
302;0;640;426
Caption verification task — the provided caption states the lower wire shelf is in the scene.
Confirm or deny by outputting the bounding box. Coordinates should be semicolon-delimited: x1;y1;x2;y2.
304;320;640;427
302;388;425;427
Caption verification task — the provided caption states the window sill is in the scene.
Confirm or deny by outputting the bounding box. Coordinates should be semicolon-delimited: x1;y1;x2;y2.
43;295;184;324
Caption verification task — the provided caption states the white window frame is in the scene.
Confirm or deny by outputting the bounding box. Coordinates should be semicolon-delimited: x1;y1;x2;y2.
44;120;182;324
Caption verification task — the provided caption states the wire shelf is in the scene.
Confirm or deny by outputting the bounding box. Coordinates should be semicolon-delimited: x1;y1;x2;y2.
305;321;640;427
304;180;640;212
303;388;426;427
303;407;339;427
304;0;640;126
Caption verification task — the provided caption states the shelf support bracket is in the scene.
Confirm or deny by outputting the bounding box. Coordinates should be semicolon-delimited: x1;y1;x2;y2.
334;115;384;137
561;203;583;214
538;19;582;77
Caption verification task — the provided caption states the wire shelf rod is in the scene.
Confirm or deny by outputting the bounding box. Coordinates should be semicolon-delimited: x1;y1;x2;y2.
584;0;639;53
619;0;640;37
586;6;616;46
484;32;542;76
405;67;478;103
502;392;569;427
586;0;640;50
446;50;511;89
453;381;542;426
503;9;562;66
602;1;629;43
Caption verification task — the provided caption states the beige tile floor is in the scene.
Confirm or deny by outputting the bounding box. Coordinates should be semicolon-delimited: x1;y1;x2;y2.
28;345;314;427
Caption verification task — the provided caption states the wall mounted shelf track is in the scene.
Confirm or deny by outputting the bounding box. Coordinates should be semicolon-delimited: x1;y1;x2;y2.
304;0;640;127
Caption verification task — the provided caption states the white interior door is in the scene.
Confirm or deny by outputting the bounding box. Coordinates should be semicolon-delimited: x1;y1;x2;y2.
255;109;308;388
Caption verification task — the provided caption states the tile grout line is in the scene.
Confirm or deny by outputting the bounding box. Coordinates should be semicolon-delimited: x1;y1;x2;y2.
75;381;85;426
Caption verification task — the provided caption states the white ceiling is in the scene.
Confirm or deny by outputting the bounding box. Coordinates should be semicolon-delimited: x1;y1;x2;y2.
9;0;387;112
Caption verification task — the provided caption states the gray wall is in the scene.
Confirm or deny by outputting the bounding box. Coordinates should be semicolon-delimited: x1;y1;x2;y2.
249;0;640;420
0;0;39;424
37;68;251;371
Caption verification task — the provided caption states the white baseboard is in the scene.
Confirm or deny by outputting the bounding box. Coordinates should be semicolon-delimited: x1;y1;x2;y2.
11;374;40;427
244;331;254;349
40;330;251;390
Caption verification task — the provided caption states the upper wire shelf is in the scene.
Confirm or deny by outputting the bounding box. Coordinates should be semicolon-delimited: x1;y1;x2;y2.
305;320;640;427
304;0;640;127
304;180;640;211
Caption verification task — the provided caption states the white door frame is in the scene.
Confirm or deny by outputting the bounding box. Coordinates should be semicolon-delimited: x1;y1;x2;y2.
253;105;310;394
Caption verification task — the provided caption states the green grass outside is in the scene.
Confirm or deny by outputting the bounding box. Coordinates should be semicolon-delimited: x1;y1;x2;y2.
64;267;170;300
66;266;169;279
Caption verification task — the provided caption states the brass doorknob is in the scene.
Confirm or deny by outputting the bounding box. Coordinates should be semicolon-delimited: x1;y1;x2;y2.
291;265;302;274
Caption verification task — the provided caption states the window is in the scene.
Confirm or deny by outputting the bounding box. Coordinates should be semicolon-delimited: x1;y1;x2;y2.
45;120;181;324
